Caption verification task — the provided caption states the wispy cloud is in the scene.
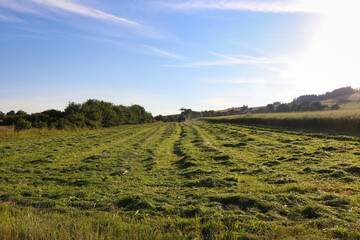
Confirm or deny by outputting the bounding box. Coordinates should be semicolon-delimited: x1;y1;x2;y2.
163;52;280;67
193;53;277;66
32;0;139;26
158;0;324;13
0;0;140;26
201;78;267;84
0;0;39;14
144;45;183;60
85;36;127;47
66;36;181;60
0;13;23;22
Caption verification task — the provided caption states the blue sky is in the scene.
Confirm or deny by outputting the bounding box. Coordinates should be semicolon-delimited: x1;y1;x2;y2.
0;0;359;115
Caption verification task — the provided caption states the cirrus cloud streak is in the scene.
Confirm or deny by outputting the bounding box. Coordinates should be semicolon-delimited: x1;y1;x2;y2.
157;0;327;13
0;0;139;26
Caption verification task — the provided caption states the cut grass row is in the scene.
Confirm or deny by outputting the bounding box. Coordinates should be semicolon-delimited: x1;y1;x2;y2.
1;121;360;239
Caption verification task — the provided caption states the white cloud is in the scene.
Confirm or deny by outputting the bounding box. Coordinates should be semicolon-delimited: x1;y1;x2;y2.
143;45;183;60
31;0;139;26
159;0;327;13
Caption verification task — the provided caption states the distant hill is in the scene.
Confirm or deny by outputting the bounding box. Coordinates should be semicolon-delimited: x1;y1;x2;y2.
220;86;360;113
158;86;360;122
292;86;359;104
292;86;360;110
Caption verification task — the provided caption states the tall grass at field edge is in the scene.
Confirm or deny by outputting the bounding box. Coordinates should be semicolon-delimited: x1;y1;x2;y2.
204;110;360;135
1;204;351;240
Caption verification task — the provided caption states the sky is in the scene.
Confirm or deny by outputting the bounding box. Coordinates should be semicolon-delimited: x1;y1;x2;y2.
0;0;359;115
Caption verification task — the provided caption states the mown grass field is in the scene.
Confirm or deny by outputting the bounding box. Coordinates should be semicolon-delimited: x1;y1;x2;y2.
1;121;360;239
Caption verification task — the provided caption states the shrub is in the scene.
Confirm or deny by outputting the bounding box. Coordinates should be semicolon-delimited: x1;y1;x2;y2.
15;118;32;131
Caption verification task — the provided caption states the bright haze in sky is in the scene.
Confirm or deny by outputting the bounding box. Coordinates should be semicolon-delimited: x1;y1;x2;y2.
0;0;359;115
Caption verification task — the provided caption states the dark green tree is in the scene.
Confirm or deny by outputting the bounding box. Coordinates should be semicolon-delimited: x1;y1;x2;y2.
331;104;340;110
6;110;15;116
15;118;32;131
114;105;128;125
310;101;325;111
240;105;249;113
265;104;275;113
154;115;164;122
276;104;292;112
180;108;192;121
65;102;82;115
16;110;27;116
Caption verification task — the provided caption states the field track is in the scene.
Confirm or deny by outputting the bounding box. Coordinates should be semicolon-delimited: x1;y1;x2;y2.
1;121;360;239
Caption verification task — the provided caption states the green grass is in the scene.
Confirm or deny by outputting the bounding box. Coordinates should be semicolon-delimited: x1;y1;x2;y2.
340;102;360;110
204;109;360;135
1;121;360;239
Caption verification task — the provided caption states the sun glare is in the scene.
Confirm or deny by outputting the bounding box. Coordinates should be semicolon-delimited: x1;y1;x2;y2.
283;0;360;92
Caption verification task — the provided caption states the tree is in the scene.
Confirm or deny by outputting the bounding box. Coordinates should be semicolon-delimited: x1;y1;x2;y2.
81;99;103;128
310;101;325;111
33;121;47;129
276;104;292;112
155;115;164;122
42;109;64;119
1;99;153;129
180;108;192;121
16;110;27;115
331;104;340;110
65;112;86;128
15;118;32;131
129;105;147;123
292;95;318;104
6;110;15;116
240;105;249;113
298;101;311;111
0;111;4;120
265;104;275;113
65;102;82;115
114;105;128;125
324;86;355;99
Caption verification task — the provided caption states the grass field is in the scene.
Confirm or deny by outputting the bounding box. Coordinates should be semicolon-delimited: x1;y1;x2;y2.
205;109;360;136
340;102;360;110
1;121;360;239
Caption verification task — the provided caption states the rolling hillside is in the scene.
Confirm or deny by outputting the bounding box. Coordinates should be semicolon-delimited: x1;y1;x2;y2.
220;87;360;113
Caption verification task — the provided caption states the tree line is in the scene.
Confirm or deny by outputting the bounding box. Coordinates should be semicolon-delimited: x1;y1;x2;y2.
154;108;242;122
155;101;335;122
154;87;358;122
256;87;359;114
291;86;358;104
256;101;338;114
0;99;153;130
